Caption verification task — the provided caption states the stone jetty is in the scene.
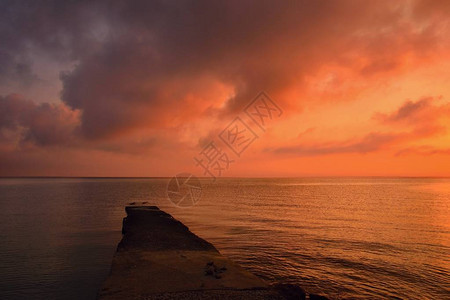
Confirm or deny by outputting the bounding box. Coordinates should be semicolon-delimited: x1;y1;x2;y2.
98;206;326;299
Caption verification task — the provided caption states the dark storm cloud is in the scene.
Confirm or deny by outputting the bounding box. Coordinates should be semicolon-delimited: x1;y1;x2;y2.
60;0;351;138
0;94;79;146
1;0;449;142
58;0;443;138
0;0;106;85
0;0;449;176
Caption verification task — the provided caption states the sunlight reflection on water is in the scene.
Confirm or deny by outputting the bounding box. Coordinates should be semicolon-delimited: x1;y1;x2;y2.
0;177;449;299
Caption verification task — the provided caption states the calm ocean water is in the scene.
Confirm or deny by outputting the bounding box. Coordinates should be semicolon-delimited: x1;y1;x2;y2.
0;178;448;299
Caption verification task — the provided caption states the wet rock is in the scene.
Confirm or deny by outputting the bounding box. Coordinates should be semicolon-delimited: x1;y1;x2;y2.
204;261;227;279
118;206;218;252
273;283;306;300
309;293;329;300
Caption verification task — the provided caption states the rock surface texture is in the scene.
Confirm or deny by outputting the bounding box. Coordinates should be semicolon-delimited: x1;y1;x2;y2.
98;206;312;299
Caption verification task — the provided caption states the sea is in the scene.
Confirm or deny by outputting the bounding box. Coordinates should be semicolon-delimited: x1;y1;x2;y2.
0;177;448;299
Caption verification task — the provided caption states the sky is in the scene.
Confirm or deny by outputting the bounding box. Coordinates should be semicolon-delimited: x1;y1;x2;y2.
0;0;450;177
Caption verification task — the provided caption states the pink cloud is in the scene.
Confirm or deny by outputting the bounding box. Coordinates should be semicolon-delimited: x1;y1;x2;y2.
271;96;449;157
373;96;449;125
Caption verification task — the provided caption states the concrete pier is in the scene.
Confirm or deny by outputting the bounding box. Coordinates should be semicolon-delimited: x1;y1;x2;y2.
98;206;308;299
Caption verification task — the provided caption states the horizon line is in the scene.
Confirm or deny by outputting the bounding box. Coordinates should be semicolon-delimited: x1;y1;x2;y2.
1;176;449;179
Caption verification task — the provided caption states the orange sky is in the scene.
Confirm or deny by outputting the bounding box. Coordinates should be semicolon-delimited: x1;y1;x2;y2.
0;0;450;177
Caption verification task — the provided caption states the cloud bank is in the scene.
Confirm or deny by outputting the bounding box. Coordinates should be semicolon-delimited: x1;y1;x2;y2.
1;0;450;176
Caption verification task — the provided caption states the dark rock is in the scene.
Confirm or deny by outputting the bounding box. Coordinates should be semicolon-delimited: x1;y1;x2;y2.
309;293;329;300
118;206;218;252
204;261;227;279
273;283;306;300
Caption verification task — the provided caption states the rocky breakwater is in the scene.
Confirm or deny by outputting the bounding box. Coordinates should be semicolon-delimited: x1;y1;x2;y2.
98;206;325;299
